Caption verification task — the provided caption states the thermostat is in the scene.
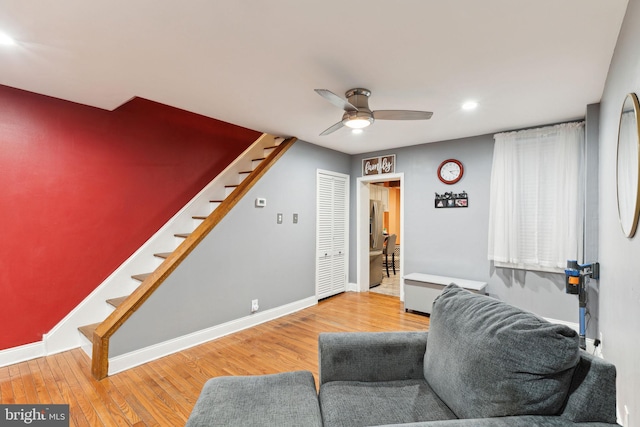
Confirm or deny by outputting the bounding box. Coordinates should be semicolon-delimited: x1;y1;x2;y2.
255;198;267;207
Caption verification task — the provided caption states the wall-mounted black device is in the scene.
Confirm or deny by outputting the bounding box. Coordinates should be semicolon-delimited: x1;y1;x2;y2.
564;260;599;350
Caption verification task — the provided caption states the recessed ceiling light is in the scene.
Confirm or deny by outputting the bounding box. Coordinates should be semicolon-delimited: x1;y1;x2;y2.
352;129;364;135
462;101;478;111
0;32;16;46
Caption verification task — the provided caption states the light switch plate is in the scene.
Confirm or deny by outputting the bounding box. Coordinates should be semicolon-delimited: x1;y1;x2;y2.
277;213;283;224
293;213;298;223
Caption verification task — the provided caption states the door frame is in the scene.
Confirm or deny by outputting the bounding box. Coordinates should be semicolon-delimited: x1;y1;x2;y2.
356;173;404;299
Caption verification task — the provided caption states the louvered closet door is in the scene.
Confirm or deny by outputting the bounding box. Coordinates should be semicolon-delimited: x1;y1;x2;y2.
317;171;349;299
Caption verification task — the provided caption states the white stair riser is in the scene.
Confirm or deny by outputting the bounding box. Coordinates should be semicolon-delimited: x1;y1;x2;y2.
224;186;236;198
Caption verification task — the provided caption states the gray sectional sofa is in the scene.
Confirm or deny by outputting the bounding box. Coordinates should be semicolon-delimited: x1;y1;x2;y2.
186;284;620;426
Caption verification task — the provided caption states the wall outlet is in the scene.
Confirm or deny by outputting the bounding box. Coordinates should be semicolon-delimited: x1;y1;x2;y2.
251;299;259;313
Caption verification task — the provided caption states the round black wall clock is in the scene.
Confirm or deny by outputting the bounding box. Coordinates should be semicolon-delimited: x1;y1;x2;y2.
437;159;464;184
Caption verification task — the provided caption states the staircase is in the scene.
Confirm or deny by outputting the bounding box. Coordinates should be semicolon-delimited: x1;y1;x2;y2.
43;133;296;380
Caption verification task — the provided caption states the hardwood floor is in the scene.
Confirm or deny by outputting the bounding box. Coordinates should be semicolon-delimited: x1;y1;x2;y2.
0;292;429;426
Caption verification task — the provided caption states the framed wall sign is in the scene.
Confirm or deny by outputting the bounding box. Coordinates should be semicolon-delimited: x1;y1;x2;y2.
363;155;395;176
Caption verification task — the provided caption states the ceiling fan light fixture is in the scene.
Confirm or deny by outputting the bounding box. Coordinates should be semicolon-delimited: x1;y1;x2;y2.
345;118;373;129
315;88;433;136
343;110;374;129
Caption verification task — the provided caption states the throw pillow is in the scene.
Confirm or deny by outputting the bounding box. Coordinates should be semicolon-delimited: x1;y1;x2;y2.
423;284;579;419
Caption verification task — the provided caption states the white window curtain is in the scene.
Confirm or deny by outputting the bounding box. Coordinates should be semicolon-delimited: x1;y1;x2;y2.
488;122;584;272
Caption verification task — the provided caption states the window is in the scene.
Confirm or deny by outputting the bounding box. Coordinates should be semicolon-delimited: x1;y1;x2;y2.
488;122;584;272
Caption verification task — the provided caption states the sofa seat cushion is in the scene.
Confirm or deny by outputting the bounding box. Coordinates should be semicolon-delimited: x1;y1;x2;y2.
185;370;322;427
319;379;457;427
424;284;580;419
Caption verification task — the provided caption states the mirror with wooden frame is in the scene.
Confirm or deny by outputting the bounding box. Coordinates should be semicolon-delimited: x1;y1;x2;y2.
616;92;640;238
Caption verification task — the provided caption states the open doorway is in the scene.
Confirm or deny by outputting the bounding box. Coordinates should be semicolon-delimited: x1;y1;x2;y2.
356;173;404;300
369;180;401;297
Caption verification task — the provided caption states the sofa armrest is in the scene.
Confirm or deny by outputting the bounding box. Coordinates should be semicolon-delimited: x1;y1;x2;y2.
318;331;428;385
560;351;619;424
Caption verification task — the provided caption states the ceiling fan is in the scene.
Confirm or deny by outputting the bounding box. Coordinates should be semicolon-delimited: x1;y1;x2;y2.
315;88;433;136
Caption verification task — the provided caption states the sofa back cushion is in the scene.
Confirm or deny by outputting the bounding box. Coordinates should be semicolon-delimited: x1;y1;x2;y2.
423;284;580;419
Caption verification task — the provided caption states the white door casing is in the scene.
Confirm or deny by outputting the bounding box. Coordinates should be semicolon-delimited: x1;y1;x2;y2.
356;173;404;298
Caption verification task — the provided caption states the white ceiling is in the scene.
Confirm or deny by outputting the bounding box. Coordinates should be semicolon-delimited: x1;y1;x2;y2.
0;1;629;154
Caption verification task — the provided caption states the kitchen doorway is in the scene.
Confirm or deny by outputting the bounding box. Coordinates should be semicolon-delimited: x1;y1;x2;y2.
355;173;404;301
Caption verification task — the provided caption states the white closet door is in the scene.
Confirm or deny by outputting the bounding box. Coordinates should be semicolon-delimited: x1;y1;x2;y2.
316;170;349;299
317;174;334;298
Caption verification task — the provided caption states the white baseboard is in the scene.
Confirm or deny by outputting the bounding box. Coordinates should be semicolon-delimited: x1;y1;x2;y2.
346;282;358;292
108;296;317;376
0;341;45;368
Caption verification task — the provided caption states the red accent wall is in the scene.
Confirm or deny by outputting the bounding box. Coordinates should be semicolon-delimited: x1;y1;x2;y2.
0;85;261;350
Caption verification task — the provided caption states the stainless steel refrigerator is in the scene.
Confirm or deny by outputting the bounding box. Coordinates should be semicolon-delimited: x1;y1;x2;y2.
369;200;384;287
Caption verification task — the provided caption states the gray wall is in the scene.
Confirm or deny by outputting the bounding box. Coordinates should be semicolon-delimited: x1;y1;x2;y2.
598;0;640;421
350;135;493;281
350;133;580;324
111;140;350;356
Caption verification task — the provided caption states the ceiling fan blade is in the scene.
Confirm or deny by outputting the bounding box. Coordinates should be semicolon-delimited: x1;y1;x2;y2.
373;110;433;120
315;89;357;112
319;121;345;136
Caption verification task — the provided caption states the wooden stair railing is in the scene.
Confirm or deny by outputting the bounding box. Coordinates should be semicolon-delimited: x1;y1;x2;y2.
91;136;297;380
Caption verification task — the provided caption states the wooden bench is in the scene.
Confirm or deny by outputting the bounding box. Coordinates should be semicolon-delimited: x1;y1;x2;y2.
404;273;487;315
